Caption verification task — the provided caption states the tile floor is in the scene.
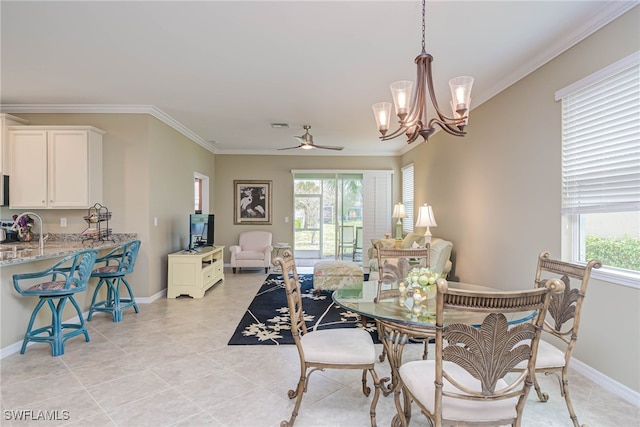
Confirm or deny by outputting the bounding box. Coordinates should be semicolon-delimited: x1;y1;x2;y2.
1;267;638;427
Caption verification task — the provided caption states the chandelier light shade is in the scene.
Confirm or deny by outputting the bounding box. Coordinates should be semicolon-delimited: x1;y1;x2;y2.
392;203;408;240
372;0;474;143
415;204;437;242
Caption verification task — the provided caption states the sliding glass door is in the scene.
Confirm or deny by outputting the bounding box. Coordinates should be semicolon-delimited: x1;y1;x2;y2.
293;173;363;263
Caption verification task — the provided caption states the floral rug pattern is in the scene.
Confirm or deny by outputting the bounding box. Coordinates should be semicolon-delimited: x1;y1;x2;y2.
228;273;377;345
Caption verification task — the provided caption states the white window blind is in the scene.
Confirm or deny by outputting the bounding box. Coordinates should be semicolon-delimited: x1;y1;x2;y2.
560;58;640;215
402;163;414;233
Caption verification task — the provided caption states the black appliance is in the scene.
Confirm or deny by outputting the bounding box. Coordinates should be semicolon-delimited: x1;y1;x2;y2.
0;175;8;206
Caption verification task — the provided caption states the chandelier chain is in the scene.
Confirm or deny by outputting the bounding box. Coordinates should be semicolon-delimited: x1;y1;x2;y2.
421;0;426;51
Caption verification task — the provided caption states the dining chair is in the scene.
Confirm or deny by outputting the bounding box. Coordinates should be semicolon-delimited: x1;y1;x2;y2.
374;244;431;303
394;278;563;427
12;249;98;356
88;240;141;322
353;226;364;262
339;225;355;260
512;251;602;427
273;250;381;427
375;244;431;362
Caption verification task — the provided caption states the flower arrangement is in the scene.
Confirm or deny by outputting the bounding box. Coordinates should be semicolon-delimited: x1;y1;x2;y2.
12;214;35;242
398;267;442;301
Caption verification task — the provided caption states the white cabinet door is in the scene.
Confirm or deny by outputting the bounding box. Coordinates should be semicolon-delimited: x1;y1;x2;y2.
0;114;29;174
9;130;48;208
48;130;90;208
9;126;103;209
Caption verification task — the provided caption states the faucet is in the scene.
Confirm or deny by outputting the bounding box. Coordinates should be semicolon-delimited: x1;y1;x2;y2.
11;212;45;252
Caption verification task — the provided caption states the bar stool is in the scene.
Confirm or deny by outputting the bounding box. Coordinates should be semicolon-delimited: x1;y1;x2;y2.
88;240;141;322
12;249;98;356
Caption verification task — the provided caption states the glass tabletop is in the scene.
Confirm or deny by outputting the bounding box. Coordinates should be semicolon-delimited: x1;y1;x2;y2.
332;280;536;328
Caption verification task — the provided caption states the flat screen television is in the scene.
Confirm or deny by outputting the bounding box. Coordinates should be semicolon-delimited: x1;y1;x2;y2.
189;213;214;250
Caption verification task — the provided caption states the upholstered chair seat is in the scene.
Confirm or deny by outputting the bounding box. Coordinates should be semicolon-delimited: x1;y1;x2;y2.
301;328;376;365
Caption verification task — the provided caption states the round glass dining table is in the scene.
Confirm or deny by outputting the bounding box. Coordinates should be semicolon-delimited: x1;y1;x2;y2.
333;280;536;329
332;280;537;421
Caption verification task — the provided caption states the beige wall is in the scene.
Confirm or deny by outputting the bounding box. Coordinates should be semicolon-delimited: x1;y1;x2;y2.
402;7;640;392
213;155;400;262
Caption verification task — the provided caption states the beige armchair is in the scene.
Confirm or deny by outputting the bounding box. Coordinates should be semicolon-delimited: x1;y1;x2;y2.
229;231;273;273
368;234;452;281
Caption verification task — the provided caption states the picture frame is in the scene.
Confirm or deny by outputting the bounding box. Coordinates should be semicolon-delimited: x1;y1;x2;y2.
233;180;272;225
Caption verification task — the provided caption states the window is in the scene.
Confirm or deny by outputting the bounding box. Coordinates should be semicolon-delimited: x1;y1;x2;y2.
194;177;202;213
557;52;640;288
402;163;414;234
193;172;209;214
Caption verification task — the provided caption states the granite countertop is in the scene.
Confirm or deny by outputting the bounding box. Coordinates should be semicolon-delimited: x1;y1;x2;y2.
0;233;137;266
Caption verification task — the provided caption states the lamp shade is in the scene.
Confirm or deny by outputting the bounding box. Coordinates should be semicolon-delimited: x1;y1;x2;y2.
415;204;437;228
392;203;407;219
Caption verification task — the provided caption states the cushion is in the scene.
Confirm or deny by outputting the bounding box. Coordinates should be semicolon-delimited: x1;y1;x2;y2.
401;232;425;248
514;339;565;369
236;251;266;261
313;260;364;291
27;281;76;291
93;265;126;274
301;328;375;365
400;360;519;423
371;238;396;250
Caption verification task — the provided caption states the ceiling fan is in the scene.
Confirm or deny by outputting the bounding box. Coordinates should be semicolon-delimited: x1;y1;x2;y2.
278;125;344;151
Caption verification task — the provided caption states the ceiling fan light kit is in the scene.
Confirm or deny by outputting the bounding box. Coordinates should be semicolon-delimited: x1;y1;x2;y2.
372;0;474;144
278;125;344;151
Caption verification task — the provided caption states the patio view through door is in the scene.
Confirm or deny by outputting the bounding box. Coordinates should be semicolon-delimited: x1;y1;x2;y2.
293;173;363;265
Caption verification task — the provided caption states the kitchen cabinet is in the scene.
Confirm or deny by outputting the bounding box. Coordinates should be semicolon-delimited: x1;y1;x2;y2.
9;126;104;209
167;246;225;298
0;114;29;174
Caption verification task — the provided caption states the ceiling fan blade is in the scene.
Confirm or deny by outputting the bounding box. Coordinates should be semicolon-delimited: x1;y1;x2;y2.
313;144;344;151
278;145;303;150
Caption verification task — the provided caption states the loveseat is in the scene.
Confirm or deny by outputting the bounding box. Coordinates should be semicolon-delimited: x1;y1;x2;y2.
367;233;453;281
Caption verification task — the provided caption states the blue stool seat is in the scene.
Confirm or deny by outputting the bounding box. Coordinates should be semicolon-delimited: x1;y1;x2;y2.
88;240;141;322
13;249;98;356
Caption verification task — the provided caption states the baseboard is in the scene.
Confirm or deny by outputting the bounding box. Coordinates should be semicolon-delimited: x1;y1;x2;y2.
571;356;640;407
135;288;166;304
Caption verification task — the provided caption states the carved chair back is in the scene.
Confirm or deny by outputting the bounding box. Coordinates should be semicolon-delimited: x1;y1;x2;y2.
533;251;602;354
374;244;430;302
430;279;562;426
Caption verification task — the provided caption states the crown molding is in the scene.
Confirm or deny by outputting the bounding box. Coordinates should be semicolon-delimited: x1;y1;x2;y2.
0;104;218;154
471;1;639;111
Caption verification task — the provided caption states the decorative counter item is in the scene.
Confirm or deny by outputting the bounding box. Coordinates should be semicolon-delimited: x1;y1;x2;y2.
82;203;114;245
12;214;34;242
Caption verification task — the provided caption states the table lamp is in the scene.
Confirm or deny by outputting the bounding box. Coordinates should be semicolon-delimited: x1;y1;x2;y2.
392;203;407;240
415;204;437;243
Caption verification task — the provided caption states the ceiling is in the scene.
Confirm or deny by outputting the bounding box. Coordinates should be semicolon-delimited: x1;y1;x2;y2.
1;1;635;156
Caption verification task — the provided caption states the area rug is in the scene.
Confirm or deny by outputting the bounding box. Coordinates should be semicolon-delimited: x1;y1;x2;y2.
228;273;378;345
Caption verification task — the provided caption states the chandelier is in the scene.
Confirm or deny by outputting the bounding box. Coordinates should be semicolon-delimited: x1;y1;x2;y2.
372;0;474;143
